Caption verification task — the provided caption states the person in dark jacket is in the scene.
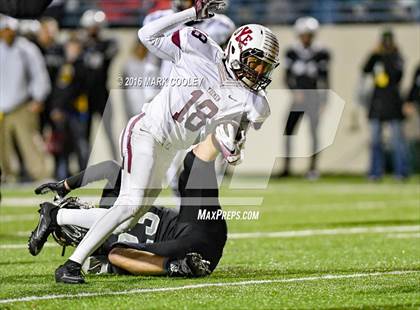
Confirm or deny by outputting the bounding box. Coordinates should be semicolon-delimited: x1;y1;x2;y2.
362;29;409;180
406;64;420;108
36;17;64;132
50;36;89;179
280;17;331;180
0;0;52;18
79;9;118;159
403;63;420;173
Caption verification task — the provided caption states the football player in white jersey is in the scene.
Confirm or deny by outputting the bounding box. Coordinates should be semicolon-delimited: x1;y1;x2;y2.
144;0;236;194
54;0;280;283
143;0;235;79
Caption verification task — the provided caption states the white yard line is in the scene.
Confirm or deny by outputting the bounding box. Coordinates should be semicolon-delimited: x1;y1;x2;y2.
2;197;418;210
1;196;101;207
0;270;418;304
0;215;36;223
0;242;57;249
1;196;264;207
386;233;420;239
228;225;420;239
4;225;420;249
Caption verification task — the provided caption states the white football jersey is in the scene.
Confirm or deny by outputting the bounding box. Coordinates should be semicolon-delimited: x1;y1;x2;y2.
143;10;235;77
136;27;270;150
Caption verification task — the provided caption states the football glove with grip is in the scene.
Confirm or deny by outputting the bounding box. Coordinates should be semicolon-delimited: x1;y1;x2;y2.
34;180;70;198
215;123;246;166
194;0;226;19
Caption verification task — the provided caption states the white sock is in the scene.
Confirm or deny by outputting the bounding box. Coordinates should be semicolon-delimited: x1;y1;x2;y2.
57;208;108;229
68;202;145;264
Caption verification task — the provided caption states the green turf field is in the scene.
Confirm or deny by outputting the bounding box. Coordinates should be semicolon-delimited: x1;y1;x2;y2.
0;176;419;309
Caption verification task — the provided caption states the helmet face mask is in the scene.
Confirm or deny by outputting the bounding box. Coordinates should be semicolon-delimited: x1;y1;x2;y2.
232;49;276;91
225;24;280;92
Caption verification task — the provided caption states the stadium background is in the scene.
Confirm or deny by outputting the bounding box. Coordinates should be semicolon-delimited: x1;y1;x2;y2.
1;0;419;177
52;0;419;175
0;1;419;308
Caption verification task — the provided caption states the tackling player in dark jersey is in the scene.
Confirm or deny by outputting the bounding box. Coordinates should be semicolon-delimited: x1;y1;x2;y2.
29;148;227;278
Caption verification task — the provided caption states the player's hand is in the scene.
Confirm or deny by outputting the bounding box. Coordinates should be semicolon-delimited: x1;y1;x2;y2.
194;0;226;20
34;180;70;198
215;123;245;166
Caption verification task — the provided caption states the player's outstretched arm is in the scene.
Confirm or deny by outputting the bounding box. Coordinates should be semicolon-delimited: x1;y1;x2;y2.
137;7;196;62
138;0;225;62
34;160;121;197
108;248;166;276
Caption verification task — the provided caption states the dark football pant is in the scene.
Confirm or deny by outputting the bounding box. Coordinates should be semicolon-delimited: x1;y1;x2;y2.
111;151;227;272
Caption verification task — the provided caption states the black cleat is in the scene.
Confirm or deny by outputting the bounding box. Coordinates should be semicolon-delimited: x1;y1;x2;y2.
28;202;58;256
55;260;85;284
167;253;211;278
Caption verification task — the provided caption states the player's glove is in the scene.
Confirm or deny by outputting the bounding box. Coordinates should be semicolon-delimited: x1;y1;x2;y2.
34;180;70;198
194;0;226;20
215;123;245;166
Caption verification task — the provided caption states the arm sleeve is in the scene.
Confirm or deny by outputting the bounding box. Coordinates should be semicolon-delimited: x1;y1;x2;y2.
246;93;270;129
362;53;376;74
387;53;404;84
26;43;51;102
105;39;119;61
137;7;196;63
407;67;420;103
317;50;331;89
66;160;122;190
284;50;296;89
0;0;52;18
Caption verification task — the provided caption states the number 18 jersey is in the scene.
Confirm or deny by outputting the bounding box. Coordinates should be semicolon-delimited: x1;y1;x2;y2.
136;26;270;150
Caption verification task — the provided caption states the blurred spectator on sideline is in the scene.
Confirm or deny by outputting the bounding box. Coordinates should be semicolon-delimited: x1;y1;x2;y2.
80;9;118;159
36;17;65;133
0;15;51;182
49;35;89;180
403;63;420;172
121;39;159;120
280;17;331;180
99;0;141;25
405;64;420;110
17;19;40;42
361;29;409;180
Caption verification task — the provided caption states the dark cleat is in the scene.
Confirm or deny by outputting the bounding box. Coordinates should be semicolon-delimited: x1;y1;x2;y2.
28;202;58;256
167;253;211;278
55;260;85;284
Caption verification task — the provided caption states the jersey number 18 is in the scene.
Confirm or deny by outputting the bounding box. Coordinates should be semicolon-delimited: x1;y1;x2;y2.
172;90;219;131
